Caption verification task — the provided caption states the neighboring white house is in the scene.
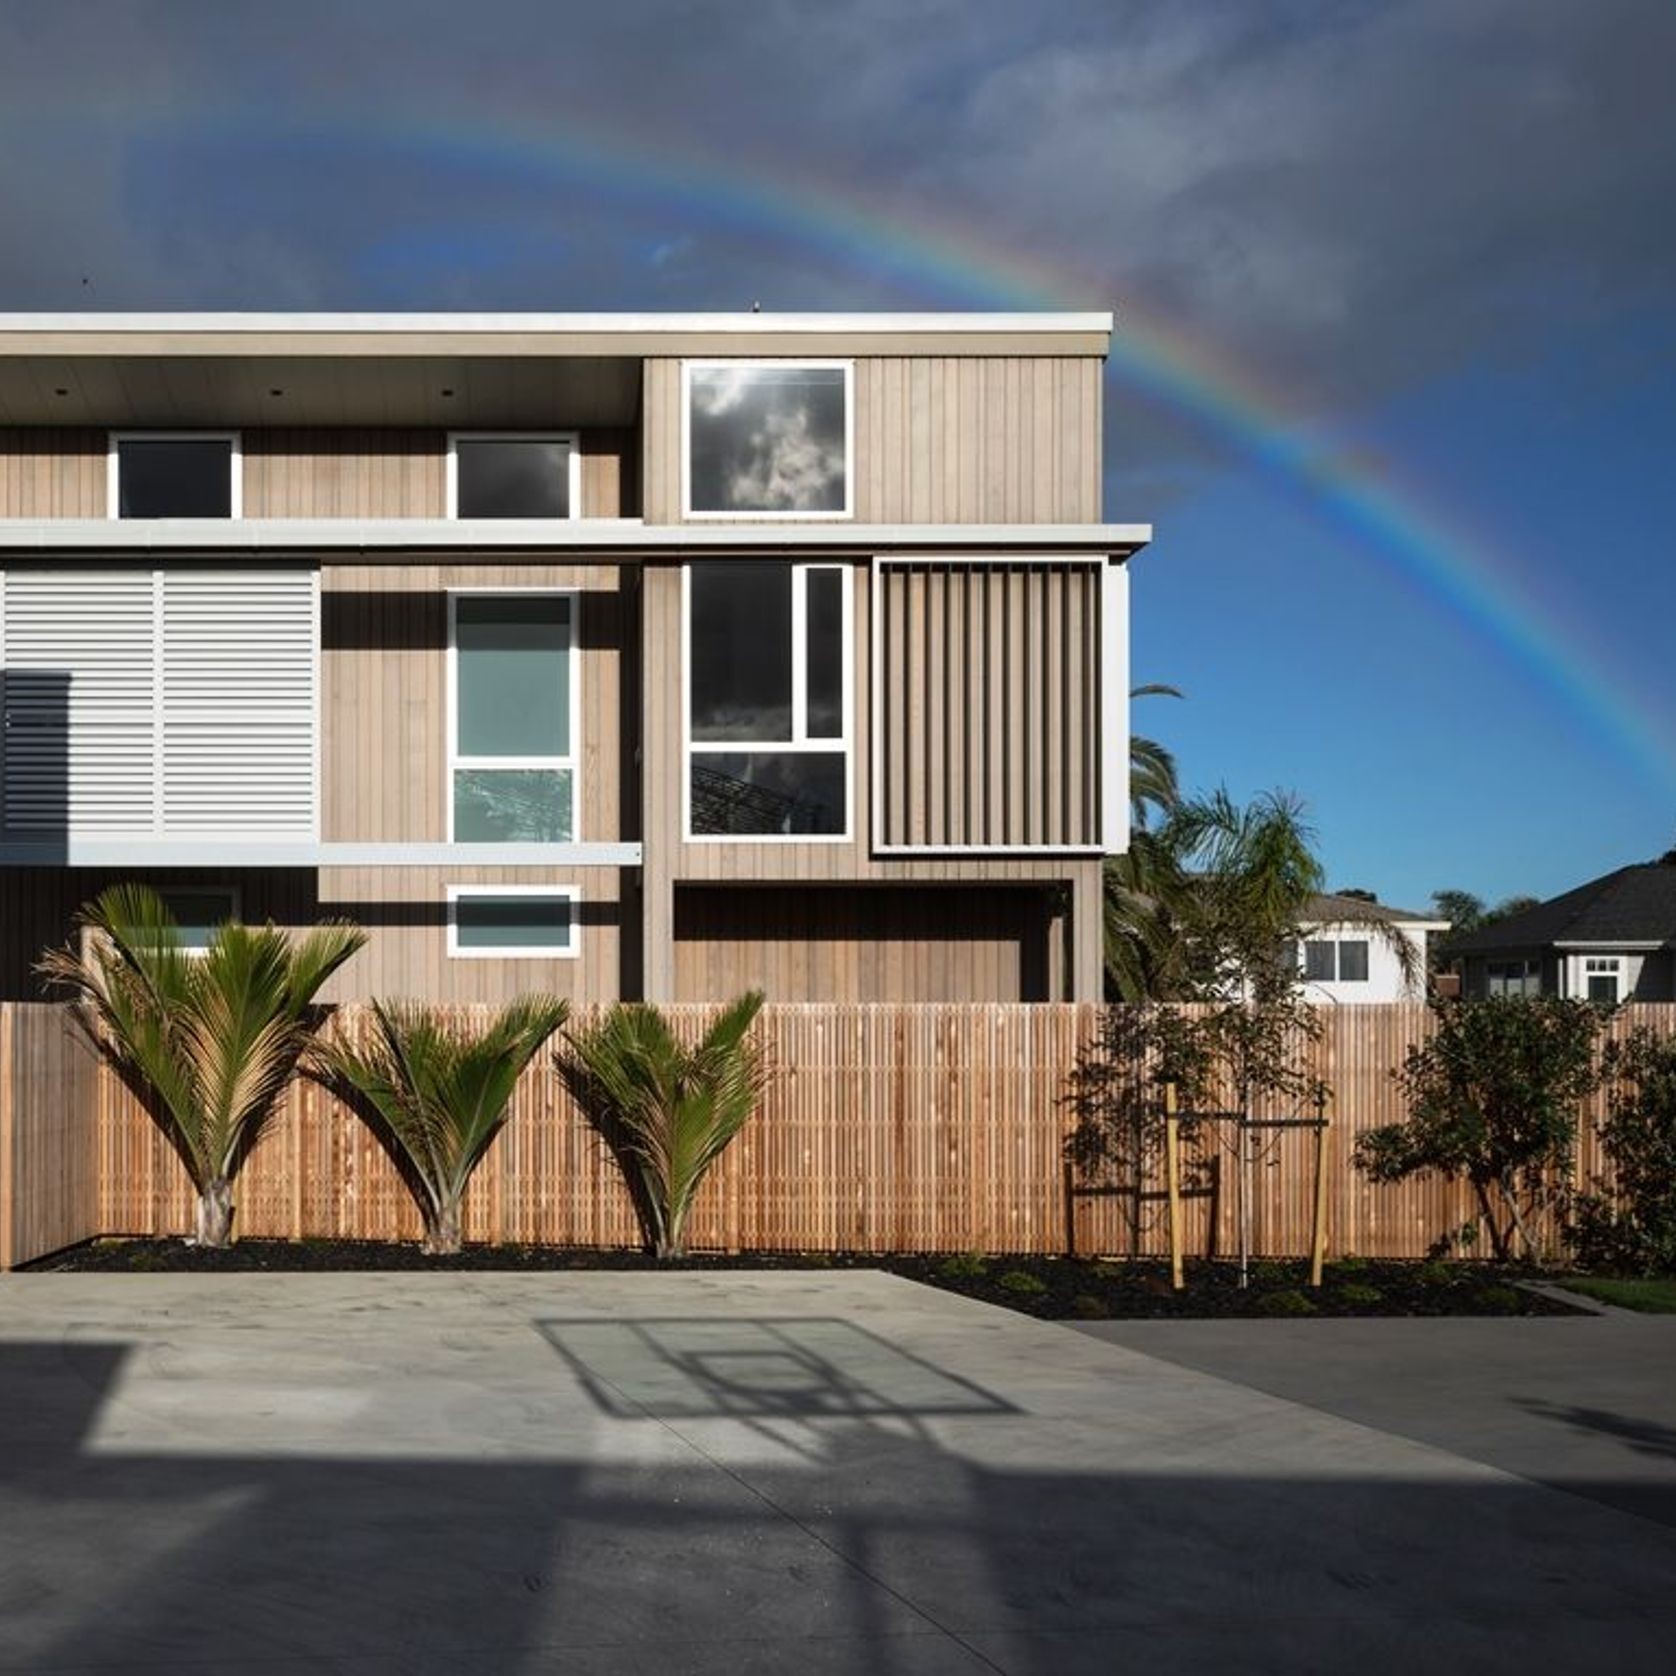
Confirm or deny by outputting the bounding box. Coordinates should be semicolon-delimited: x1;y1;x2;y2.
1285;894;1446;1003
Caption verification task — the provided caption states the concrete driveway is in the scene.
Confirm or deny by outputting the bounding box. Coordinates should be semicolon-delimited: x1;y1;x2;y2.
2;1270;1673;1674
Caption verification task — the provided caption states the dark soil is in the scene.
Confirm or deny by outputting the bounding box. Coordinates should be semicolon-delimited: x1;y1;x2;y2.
27;1238;1582;1317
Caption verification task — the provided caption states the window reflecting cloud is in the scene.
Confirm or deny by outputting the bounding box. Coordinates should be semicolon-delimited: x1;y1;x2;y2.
689;365;847;513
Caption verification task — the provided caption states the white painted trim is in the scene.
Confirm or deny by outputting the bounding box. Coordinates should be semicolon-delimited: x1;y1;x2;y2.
1101;559;1129;855
681;560;855;844
446;883;580;961
1554;940;1668;951
0;841;642;867
0;310;1115;335
870;555;884;857
872;845;1106;858
445;431;582;520
107;431;241;519
681;360;855;521
0;518;1152;553
445;586;581;846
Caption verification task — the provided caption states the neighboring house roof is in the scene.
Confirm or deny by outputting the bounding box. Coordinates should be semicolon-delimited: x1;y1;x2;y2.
1299;893;1444;929
1448;865;1676;954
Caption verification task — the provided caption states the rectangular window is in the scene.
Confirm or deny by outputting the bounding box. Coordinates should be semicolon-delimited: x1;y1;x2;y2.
1486;960;1540;997
683;362;852;518
1585;956;1622;1004
110;433;239;518
686;561;850;838
1303;940;1336;983
1337;940;1370;982
448;592;576;843
448;434;579;519
158;886;239;956
447;885;578;959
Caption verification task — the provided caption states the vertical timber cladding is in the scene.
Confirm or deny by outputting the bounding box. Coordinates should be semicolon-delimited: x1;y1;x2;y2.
873;558;1104;850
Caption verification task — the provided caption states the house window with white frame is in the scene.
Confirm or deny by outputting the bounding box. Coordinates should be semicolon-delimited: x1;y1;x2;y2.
684;362;852;517
158;886;240;955
1301;938;1369;983
447;885;578;958
448;434;579;519
110;433;240;518
686;561;850;838
1584;956;1623;1004
448;592;577;843
1485;959;1541;997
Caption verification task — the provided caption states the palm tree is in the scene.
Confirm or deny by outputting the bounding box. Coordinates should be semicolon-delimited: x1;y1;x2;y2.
39;883;364;1246
320;996;569;1255
559;991;770;1259
1129;683;1181;831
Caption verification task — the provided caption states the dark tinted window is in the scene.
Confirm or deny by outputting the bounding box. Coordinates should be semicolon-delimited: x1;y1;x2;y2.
1303;941;1336;982
690;751;846;836
805;568;845;739
117;438;233;517
455;438;571;518
454;892;573;951
690;563;793;742
1338;940;1369;982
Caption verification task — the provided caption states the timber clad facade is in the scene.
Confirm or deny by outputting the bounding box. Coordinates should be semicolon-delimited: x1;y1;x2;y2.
0;312;1146;1004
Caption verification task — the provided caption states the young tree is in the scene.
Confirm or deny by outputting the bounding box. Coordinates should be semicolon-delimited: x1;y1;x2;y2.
1356;996;1608;1261
1572;1028;1676;1275
321;996;570;1255
560;992;771;1259
40;884;365;1247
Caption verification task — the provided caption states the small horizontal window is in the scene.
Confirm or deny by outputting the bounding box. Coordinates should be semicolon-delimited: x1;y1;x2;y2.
690;751;848;837
450;435;577;519
112;435;238;518
160;886;239;956
685;363;851;517
447;887;577;959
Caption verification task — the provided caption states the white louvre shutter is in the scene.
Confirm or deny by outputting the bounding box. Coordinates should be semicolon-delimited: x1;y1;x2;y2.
161;570;316;837
1;570;158;835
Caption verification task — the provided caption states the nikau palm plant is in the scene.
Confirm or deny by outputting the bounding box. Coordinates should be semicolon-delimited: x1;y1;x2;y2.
321;996;569;1255
40;883;365;1247
561;991;770;1260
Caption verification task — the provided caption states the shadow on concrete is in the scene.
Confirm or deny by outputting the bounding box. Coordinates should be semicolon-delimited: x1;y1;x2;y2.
6;1327;1676;1675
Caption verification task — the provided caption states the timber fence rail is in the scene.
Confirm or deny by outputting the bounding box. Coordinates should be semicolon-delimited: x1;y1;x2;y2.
4;1001;1674;1270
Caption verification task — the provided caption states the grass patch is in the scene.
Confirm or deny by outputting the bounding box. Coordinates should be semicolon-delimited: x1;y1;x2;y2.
1558;1276;1676;1313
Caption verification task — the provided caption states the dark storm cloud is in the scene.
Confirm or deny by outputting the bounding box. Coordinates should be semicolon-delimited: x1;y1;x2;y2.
0;1;1671;439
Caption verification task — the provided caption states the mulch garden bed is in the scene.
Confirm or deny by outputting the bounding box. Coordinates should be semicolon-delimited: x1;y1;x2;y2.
27;1238;1583;1317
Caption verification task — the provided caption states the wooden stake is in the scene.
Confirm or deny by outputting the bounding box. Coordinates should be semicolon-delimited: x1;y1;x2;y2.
1164;1080;1185;1292
1309;1110;1330;1289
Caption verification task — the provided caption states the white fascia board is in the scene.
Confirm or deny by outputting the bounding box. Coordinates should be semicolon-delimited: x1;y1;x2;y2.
1552;939;1668;951
0;518;1152;554
0;840;643;868
0;310;1113;335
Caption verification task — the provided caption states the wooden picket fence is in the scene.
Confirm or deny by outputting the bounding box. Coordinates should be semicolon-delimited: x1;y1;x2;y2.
3;1001;1673;1271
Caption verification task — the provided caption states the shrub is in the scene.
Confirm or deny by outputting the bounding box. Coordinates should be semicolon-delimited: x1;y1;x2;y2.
1329;1254;1370;1276
998;1269;1048;1296
1252;1259;1299;1285
321;996;569;1255
560;992;770;1260
1254;1288;1317;1317
1356;997;1608;1261
1336;1283;1384;1307
40;884;364;1247
938;1251;989;1281
1070;1292;1110;1319
1474;1284;1525;1313
1572;1029;1676;1275
1416;1260;1456;1286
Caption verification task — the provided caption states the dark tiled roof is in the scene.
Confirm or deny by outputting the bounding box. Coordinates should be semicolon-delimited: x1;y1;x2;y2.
1448;865;1676;953
1303;893;1439;926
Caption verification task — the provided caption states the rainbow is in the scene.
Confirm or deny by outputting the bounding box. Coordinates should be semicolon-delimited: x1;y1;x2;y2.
135;108;1676;799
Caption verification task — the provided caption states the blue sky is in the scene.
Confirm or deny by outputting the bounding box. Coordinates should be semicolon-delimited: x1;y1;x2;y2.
1;0;1672;911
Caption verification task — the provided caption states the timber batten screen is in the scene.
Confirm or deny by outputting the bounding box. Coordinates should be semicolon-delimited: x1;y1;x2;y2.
871;558;1105;852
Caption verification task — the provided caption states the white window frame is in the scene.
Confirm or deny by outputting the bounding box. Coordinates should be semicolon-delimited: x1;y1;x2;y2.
1583;955;1624;1003
682;560;853;844
108;431;242;519
158;884;242;958
445;431;582;520
445;883;580;960
680;360;854;521
445;587;582;844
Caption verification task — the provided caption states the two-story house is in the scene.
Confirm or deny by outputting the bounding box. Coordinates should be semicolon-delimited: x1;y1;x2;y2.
0;312;1146;1004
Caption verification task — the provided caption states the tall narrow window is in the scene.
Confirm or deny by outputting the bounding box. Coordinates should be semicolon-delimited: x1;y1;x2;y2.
1584;956;1622;1004
449;592;576;843
687;562;850;838
110;434;239;518
684;362;852;517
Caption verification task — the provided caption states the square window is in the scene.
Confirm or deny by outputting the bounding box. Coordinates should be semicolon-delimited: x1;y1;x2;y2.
447;887;577;958
112;435;238;518
685;363;851;517
451;435;577;519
